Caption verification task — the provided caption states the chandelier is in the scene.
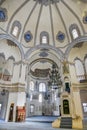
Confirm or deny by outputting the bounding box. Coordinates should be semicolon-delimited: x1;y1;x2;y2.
48;64;62;90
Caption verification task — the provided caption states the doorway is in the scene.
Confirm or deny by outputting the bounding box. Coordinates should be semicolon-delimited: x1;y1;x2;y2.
8;103;14;122
63;99;70;114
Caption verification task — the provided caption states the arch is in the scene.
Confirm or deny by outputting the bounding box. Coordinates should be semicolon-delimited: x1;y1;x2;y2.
7;56;15;62
74;57;85;81
25;44;64;60
65;36;87;60
0;34;24;60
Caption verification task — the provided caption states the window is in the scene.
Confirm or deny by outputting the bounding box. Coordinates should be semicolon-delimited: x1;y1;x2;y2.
12;26;19;36
40;31;49;44
74;58;85;81
30;105;34;113
0;103;2;112
84;55;87;74
42;36;47;44
29;81;34;91
39;94;42;102
83;103;87;112
69;24;80;40
11;21;21;38
39;83;46;92
30;94;33;101
72;29;79;39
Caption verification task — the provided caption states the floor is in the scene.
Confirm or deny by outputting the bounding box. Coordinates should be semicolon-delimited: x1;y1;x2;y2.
0;116;86;130
0;122;83;130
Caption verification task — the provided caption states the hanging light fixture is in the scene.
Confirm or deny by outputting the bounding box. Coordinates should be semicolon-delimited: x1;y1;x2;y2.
48;64;62;90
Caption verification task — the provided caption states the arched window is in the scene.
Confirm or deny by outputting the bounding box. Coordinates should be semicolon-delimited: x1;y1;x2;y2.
74;58;85;81
11;21;21;38
39;94;42;102
69;24;80;40
12;26;19;36
40;31;49;44
30;105;34;113
39;82;46;92
72;29;79;39
29;81;34;91
84;55;87;76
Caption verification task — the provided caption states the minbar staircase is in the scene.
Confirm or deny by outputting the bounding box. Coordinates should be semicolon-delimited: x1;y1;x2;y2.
60;117;72;129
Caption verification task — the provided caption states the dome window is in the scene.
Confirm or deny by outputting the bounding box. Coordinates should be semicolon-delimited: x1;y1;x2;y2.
69;24;80;40
12;26;19;37
56;31;65;42
72;29;79;39
42;36;47;44
24;31;33;42
40;31;49;44
11;21;21;38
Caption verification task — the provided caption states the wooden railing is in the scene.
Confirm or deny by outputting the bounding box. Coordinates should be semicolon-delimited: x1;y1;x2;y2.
0;73;12;81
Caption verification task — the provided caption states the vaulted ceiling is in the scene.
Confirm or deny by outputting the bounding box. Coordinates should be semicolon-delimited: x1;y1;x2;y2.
0;0;87;71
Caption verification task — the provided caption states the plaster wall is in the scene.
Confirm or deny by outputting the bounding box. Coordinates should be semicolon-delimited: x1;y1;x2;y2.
6;92;17;122
73;91;83;119
17;92;26;107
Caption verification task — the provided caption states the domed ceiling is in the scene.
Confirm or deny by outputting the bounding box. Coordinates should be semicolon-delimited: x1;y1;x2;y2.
0;0;87;69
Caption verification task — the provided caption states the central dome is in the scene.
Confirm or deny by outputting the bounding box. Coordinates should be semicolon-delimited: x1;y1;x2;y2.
0;0;86;49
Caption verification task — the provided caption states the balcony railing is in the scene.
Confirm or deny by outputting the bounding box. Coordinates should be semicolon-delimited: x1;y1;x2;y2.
77;74;87;83
0;73;12;81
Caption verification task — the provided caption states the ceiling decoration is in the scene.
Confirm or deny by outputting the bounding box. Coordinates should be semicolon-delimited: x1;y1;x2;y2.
7;40;17;47
8;56;15;61
40;48;49;52
39;51;48;57
33;0;60;6
30;68;50;78
73;42;84;48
